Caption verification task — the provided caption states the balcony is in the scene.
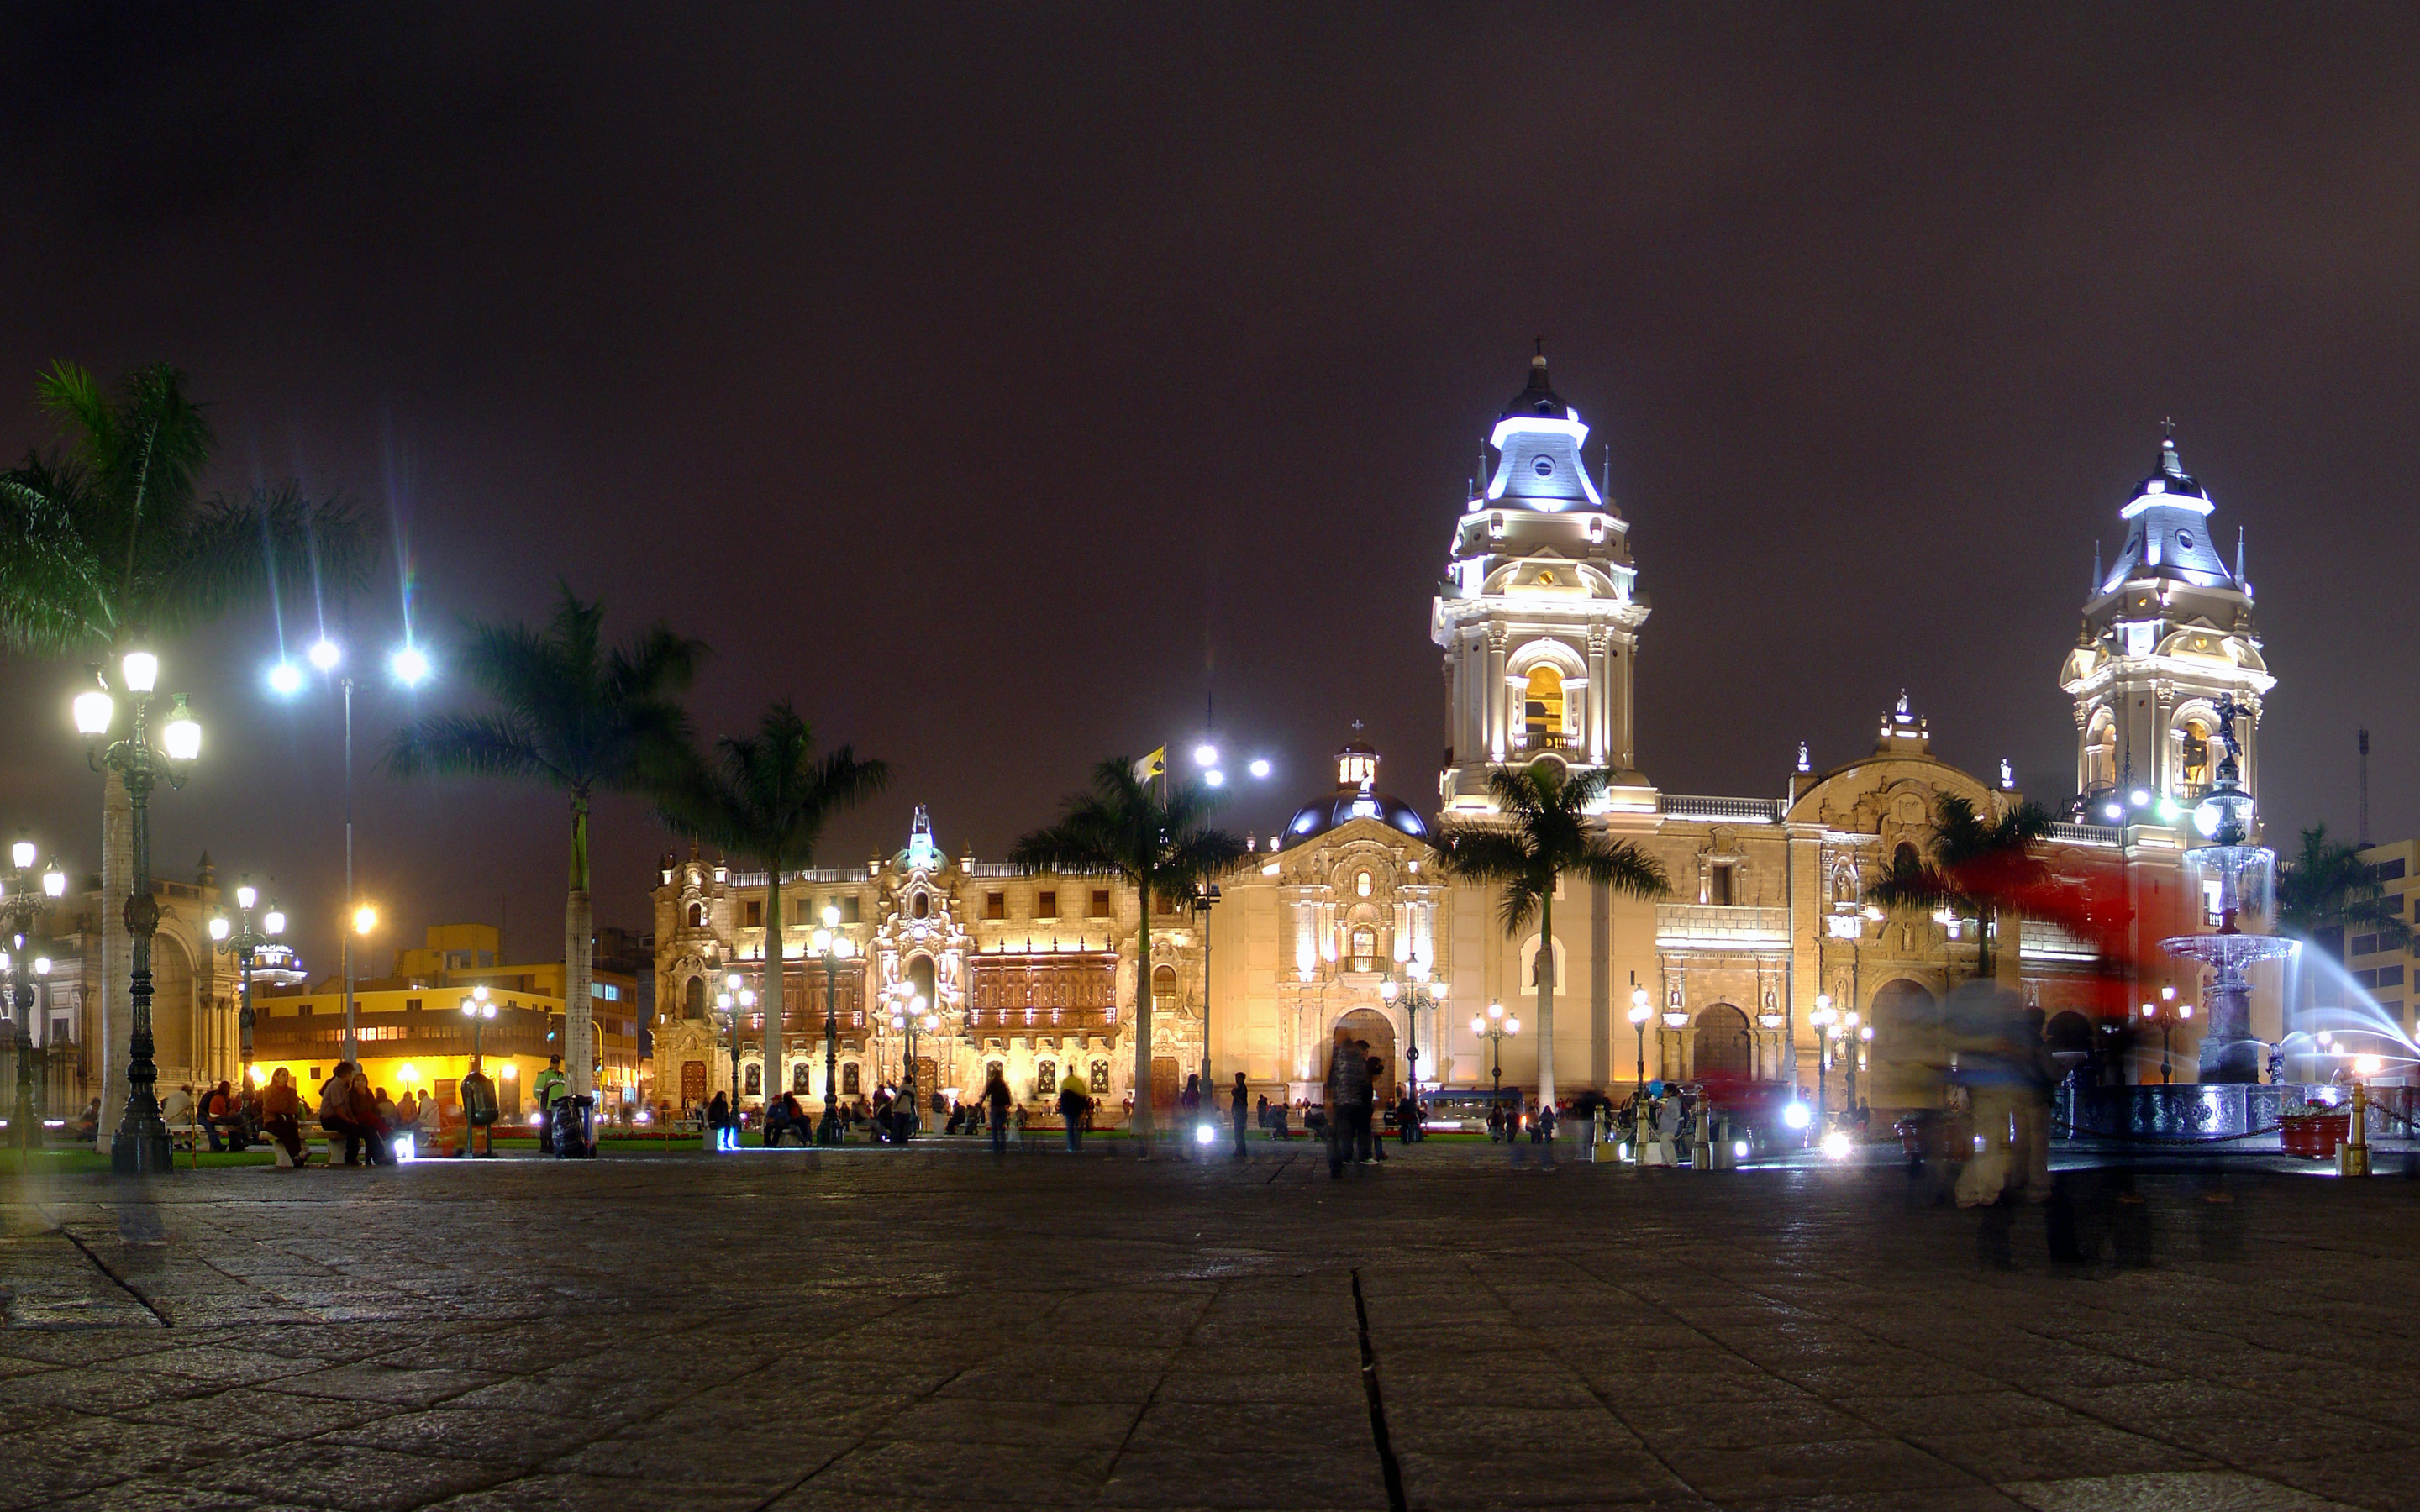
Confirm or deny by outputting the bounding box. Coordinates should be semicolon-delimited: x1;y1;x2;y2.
1659;795;1787;823
1655;905;1790;951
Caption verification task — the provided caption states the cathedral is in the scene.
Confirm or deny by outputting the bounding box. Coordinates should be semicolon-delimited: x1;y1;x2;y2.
649;357;2280;1120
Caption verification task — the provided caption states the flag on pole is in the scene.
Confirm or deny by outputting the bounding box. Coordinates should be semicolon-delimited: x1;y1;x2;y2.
1133;747;1166;784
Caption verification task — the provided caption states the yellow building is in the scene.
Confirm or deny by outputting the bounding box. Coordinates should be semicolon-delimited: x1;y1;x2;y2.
248;922;647;1118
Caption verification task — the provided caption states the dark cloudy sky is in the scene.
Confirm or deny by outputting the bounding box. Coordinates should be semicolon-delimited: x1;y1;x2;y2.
3;4;2415;974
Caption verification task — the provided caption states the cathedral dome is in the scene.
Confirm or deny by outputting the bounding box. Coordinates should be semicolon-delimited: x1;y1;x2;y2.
1281;740;1428;848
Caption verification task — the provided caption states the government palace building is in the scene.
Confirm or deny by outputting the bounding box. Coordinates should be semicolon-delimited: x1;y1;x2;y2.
648;355;2278;1121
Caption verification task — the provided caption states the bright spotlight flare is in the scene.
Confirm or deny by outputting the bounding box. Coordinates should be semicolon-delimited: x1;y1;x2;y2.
307;637;342;672
1194;1121;1218;1146
1821;1130;1853;1160
389;643;431;686
1781;1100;1812;1131
266;661;304;696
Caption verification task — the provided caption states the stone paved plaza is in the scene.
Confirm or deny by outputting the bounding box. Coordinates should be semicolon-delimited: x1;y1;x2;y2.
3;1141;2417;1512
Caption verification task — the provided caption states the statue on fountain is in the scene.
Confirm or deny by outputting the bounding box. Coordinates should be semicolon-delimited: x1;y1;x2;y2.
2161;695;2296;1083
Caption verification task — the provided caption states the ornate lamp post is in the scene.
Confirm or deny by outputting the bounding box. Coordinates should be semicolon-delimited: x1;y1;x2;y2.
460;981;497;1063
1807;994;1837;1124
888;994;938;1135
74;640;202;1174
208;878;284;1097
1378;962;1445;1106
2141;986;2194;1086
3;840;67;1152
1627;986;1652;1097
813;911;854;1144
1470;1000;1519;1111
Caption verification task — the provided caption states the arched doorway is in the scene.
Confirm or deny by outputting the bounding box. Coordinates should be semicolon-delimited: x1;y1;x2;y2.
1868;978;1939;1110
1332;1007;1398;1107
1691;1004;1753;1083
907;954;938;1009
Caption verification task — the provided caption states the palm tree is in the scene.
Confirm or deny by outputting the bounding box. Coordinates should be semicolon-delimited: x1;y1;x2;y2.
0;361;377;1147
653;702;887;1127
1009;759;1248;1155
0;362;377;653
1866;793;2055;981
1436;763;1669;1105
383;586;708;1098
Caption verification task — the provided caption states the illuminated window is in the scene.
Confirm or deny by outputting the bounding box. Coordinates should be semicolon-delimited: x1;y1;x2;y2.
2177;717;2213;794
912;891;929;919
1349;927;1377;971
1356;871;1372;898
687;903;704;927
744;1064;761;1096
1523;665;1565;747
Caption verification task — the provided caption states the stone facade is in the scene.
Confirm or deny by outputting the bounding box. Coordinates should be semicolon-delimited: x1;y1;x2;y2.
650;360;2286;1117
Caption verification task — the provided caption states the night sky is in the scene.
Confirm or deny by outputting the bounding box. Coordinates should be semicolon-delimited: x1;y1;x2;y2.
4;5;2416;977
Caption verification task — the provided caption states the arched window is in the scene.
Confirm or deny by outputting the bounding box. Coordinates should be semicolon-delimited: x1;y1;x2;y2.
2176;716;2214;795
912;891;929;919
2085;715;2117;790
1151;963;1177;1007
1893;842;1920;871
1349;927;1378;971
1356;871;1372;898
684;976;706;1020
687;903;704;927
1523;665;1565;748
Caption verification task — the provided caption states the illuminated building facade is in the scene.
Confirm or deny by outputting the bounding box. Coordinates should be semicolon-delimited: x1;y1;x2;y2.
651;360;2285;1115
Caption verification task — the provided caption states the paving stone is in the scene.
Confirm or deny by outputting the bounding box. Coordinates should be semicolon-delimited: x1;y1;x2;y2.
9;1149;2420;1510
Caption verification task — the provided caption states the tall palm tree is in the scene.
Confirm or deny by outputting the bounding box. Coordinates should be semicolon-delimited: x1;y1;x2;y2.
1866;792;2055;981
653;702;887;1126
0;361;376;1146
383;586;708;1098
1437;763;1669;1105
1010;759;1248;1155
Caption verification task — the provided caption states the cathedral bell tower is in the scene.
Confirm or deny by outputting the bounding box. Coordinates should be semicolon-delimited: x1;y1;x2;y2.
2060;429;2273;827
1434;352;1650;811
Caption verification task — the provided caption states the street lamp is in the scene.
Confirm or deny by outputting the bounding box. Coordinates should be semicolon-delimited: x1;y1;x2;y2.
3;839;67;1152
813;910;854;1144
1378;963;1444;1105
1807;993;1838;1125
74;638;202;1173
1628;985;1653;1097
2142;986;2194;1086
208;877;284;1101
1470;1001;1519;1112
1194;883;1222;1123
265;631;429;1061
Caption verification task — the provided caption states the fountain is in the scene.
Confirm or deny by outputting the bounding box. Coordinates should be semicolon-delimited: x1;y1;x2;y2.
2159;695;2297;1084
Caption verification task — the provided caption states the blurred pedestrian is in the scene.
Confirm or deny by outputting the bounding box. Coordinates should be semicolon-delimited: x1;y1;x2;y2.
1056;1074;1092;1152
1323;1033;1370;1178
981;1064;1012;1155
706;1089;731;1152
1230;1072;1249;1159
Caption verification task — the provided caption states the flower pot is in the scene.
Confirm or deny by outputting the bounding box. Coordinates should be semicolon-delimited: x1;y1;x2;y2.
2280;1112;2348;1158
